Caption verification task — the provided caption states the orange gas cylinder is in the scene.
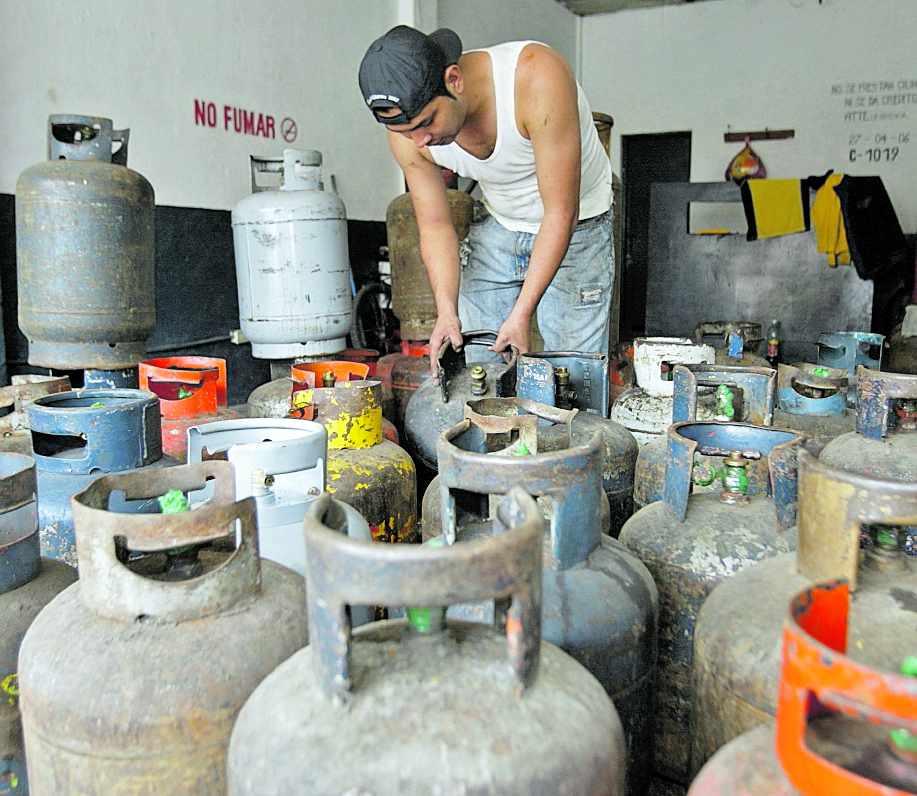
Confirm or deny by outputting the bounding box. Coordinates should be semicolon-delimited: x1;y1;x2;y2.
290;361;398;443
139;356;244;462
689;580;917;795
376;340;430;442
289;373;417;545
322;348;380;377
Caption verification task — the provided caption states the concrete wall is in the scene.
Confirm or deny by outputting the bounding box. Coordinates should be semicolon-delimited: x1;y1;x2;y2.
580;0;917;232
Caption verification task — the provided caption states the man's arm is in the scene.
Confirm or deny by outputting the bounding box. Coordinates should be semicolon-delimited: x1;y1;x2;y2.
490;43;582;356
387;131;463;381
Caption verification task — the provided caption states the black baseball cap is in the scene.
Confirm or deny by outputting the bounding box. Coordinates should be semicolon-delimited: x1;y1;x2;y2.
359;26;463;126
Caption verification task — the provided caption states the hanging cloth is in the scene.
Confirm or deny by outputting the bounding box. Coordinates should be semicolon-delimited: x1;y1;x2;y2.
740;179;810;241
810;172;850;266
833;175;909;280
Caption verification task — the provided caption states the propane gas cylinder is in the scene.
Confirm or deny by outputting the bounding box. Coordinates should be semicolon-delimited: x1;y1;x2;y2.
694;321;769;368
289;361;398;442
517;352;639;535
247;360;369;420
377;340;430;442
772;362;855;456
688;581;917;796
16;116;156;370
820;368;917;483
0;375;71;456
387;189;474;344
139;356;245;462
634;364;776;510
227;488;627;795
427;398;657;796
185;417;373;626
610;337;716;446
27;388;180;567
0;454;76;795
232;149;351;359
619;421;804;786
18;461;308;795
288;374;417;544
816;331;884;381
404;331;519;494
691;449;917;778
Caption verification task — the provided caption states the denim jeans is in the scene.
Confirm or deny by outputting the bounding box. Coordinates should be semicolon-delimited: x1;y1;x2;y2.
458;201;614;361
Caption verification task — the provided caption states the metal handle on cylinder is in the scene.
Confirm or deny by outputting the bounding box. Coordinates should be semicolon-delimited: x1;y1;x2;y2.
71;460;261;622
0;454;40;593
303;488;543;702
776;580;917;796
249;149;322;193
855;367;917;440
796;449;917;590
672;363;776;425
663;421;804;529
437;330;519;403
48;114;129;165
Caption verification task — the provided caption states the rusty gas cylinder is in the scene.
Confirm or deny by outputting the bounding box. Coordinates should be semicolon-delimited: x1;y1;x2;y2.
0;454;76;795
820;367;917;479
688;580;917;795
618;421;804;786
16;116;155;370
691;449;917;778
425;397;657;796
139;356;245;462
772;362;855;456
18;461;308;795
228;488;627;795
27;388;180;567
694;321;769;368
0;375;71;456
288;373;417;544
517;352;639;535
634;364;776;510
386;189;474;343
610;337;717;446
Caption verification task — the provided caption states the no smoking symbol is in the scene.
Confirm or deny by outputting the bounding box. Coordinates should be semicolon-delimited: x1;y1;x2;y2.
281;118;297;143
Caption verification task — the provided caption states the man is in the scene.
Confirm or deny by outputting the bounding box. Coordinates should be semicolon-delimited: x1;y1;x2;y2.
359;25;613;381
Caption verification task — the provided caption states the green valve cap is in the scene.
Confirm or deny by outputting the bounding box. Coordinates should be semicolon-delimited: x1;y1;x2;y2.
889;656;917;753
406;538;447;634
157;489;190;514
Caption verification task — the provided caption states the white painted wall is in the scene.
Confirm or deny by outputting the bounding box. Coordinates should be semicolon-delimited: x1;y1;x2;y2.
4;0;913;232
438;0;578;65
580;0;917;231
0;0;404;219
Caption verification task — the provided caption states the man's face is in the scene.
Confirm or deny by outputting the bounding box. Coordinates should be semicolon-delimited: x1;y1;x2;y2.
379;96;463;149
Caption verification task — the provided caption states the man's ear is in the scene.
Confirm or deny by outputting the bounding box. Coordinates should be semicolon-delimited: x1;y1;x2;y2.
444;63;463;97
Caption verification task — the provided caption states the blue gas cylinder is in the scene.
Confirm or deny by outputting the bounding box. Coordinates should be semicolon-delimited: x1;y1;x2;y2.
430;397;657;796
28;388;179;566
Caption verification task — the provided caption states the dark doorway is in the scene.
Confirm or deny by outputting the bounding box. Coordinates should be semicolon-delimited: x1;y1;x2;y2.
620;132;692;340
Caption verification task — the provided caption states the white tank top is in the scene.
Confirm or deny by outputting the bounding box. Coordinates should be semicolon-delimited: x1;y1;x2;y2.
430;41;612;234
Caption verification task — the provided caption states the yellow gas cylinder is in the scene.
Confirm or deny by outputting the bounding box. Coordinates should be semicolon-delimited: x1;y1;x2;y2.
290;372;417;544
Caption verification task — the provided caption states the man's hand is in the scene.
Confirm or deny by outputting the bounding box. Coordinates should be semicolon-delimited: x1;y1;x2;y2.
490;309;531;359
428;313;464;385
